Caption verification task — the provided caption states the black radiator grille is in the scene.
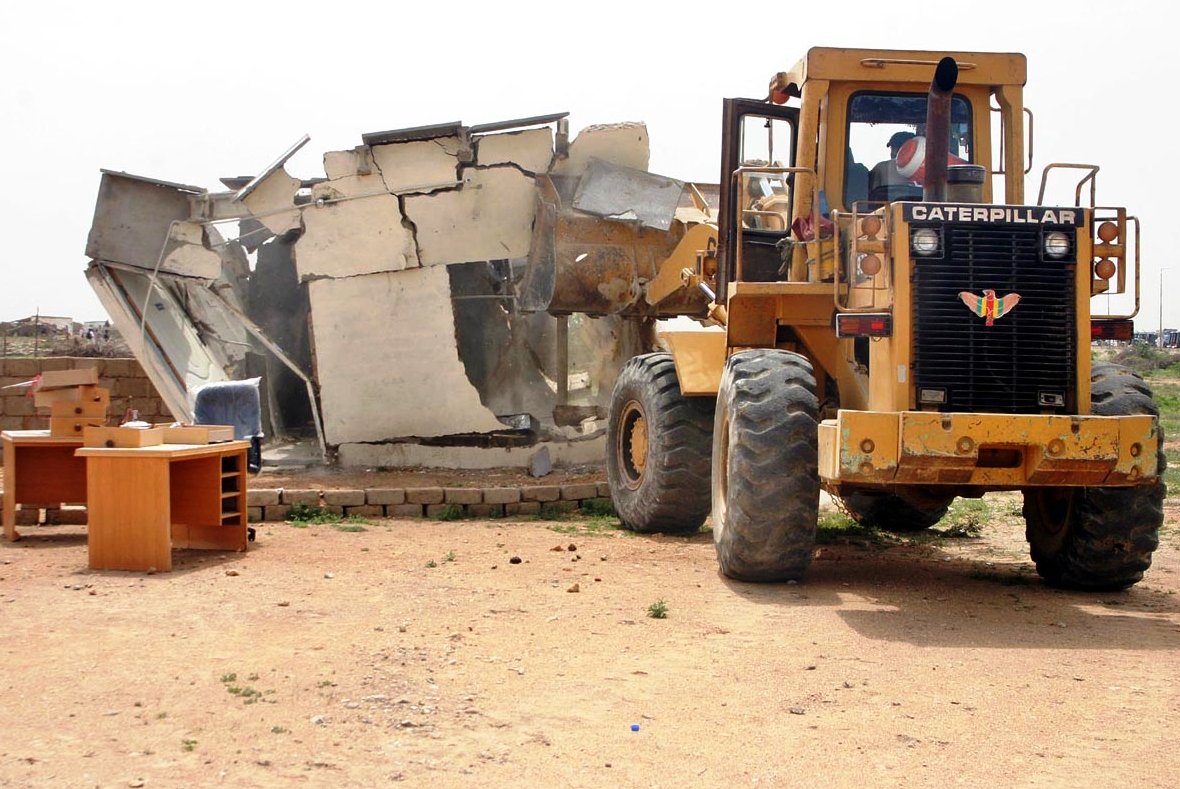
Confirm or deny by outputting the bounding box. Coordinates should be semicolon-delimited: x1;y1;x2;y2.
912;223;1076;414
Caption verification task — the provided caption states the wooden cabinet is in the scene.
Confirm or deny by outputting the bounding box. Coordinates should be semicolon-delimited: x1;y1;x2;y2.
76;441;250;572
2;431;87;541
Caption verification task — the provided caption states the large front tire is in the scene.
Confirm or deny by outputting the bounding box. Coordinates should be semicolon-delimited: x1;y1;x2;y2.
712;350;819;581
606;353;714;533
1023;363;1165;590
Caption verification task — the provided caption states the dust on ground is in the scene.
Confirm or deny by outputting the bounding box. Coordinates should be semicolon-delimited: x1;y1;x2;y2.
1;490;1178;788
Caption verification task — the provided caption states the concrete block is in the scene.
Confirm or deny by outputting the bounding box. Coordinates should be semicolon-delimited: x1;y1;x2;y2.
596;482;612;497
0;415;24;431
405;166;534;266
321;505;345;516
282;489;321;505
561;483;600;501
345;505;384;518
482;487;521;505
38;358;72;371
248;506;264;523
265;504;292;522
15;508;40;526
247;489;282;507
366;488;405;506
323;489;365;506
309;269;503;444
550;122;650;176
541;500;579;515
426;503;462;518
386;503;424;518
521;485;560;503
114;377;151;398
475;127;553;173
298;175;418;279
467;503;504;518
3;396;35;417
505;501;541;516
443;487;482;505
371;138;462;194
43;506;87;525
405;487;444;505
5;359;39;377
584;497;615;513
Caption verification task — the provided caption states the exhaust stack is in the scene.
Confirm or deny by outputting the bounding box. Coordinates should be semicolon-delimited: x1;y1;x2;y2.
923;57;959;202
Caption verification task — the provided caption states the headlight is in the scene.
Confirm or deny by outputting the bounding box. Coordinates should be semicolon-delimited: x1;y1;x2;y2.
1044;231;1071;259
911;228;940;256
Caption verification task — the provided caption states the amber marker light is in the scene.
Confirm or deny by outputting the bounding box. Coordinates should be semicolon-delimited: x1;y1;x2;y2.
859;254;882;276
859;216;882;238
1094;258;1117;280
1097;222;1119;243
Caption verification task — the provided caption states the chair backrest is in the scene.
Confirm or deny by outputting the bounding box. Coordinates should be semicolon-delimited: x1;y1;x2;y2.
192;378;262;440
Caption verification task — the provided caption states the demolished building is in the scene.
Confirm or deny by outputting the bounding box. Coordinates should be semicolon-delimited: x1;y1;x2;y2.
84;114;713;468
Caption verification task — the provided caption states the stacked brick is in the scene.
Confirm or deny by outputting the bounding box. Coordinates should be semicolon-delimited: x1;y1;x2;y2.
0;357;173;441
246;483;612;522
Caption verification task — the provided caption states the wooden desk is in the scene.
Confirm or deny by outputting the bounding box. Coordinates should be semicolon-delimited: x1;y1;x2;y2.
2;430;87;542
75;441;250;572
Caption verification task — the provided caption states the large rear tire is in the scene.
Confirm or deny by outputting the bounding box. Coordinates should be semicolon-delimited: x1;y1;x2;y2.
837;487;954;533
1023;363;1165;590
606;353;714;533
711;350;819;581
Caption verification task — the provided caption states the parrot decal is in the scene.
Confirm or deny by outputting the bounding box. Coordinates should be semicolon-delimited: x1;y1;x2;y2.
958;289;1021;326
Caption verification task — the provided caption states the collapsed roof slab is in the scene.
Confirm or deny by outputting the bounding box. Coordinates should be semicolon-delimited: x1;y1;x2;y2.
308;266;504;445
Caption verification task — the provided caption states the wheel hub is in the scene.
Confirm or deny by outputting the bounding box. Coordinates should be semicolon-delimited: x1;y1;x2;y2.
616;400;649;489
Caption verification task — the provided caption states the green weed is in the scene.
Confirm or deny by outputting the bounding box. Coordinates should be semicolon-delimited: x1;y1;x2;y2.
646;599;668;619
181;739;197;752
435;504;465;521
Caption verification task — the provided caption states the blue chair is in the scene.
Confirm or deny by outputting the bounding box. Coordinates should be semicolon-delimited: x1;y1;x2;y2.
192;378;263;472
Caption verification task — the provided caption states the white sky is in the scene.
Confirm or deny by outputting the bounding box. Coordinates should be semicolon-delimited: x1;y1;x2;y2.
1;1;1175;331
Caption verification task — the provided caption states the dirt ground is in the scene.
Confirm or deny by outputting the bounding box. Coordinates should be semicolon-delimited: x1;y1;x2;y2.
1;480;1178;788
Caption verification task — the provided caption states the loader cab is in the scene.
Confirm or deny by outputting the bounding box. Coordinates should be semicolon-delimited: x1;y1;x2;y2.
716;98;799;291
843;90;976;208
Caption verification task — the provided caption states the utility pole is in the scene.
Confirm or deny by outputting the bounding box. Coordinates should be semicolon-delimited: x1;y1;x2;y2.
1161;270;1169;348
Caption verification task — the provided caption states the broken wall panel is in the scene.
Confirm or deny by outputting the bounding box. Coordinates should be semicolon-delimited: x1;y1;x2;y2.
370;138;462;193
404;166;535;266
240;168;302;235
549;122;650;176
86;171;205;273
308;267;505;444
296;174;418;279
475;127;554;173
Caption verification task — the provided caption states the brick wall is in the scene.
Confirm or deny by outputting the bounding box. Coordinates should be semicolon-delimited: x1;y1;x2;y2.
0;357;173;445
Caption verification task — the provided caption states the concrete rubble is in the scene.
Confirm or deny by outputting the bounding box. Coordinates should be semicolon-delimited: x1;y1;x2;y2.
83;114;711;468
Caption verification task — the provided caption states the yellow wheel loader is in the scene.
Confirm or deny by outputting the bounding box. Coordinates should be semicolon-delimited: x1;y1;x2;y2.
526;48;1164;589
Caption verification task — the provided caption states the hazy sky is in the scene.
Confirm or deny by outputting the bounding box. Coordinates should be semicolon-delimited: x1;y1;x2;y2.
2;1;1174;331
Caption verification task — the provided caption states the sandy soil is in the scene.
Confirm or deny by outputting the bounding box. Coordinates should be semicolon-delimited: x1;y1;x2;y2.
1;490;1178;788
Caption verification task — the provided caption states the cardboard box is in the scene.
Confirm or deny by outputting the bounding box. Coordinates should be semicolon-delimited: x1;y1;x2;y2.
50;400;110;420
34;385;110;409
51;417;108;438
82;426;164;448
36;368;100;390
158;424;236;444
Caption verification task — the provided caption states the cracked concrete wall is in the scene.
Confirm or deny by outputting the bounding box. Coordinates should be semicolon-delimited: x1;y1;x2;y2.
88;116;661;468
297;162;419;279
309;266;504;444
404;166;536;266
